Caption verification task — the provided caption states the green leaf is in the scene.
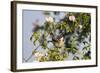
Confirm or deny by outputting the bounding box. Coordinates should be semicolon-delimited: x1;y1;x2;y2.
82;55;91;60
32;50;36;55
33;31;40;45
73;56;79;60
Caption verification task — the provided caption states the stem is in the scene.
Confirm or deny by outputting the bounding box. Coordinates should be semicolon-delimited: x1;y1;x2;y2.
24;45;41;62
25;54;33;62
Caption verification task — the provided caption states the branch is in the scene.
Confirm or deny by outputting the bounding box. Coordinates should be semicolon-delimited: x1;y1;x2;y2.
23;45;41;62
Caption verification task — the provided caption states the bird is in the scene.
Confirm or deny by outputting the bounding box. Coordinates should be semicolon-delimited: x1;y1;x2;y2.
52;36;64;48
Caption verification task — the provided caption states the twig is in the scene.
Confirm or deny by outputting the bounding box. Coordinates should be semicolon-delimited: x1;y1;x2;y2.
24;45;41;62
25;54;33;62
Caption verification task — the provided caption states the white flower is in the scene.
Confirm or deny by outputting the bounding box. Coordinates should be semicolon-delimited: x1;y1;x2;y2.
69;15;75;22
45;16;54;22
79;24;82;29
34;52;44;57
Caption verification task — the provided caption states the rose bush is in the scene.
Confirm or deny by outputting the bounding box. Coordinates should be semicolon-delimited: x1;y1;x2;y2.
27;12;91;62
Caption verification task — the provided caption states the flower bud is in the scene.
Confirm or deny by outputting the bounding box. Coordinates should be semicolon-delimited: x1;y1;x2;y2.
69;15;75;22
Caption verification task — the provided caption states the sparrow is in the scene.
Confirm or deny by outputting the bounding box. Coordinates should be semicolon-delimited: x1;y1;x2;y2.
52;36;64;48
